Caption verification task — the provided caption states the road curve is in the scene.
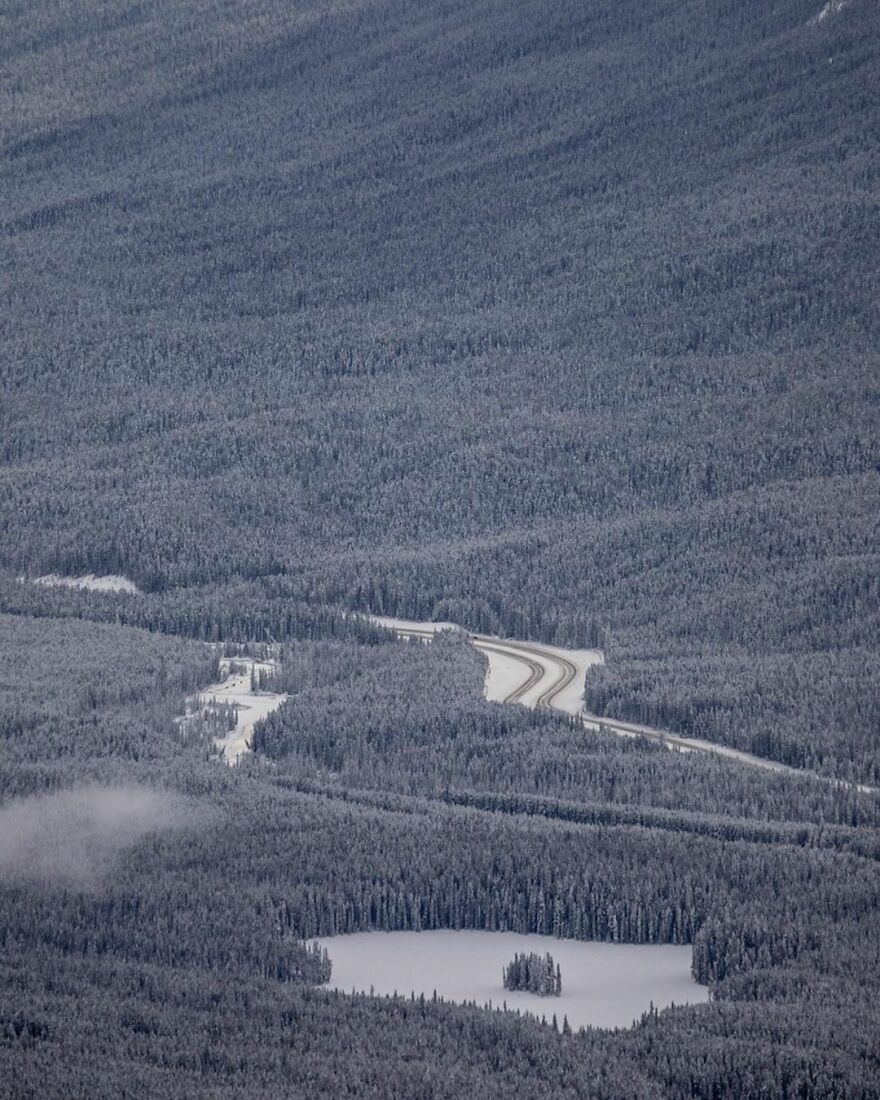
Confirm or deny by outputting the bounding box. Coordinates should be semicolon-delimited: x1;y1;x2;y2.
394;627;541;703
382;619;877;793
473;639;545;703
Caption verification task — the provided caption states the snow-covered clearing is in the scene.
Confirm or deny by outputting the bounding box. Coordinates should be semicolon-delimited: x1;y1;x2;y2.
192;658;286;764
371;615;457;636
481;636;602;713
318;930;708;1031
29;573;141;594
483;643;533;703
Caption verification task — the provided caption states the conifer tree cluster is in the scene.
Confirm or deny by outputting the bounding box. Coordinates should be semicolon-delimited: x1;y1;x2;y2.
503;953;562;997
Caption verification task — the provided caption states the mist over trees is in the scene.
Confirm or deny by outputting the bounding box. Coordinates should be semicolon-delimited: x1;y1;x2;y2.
0;785;186;887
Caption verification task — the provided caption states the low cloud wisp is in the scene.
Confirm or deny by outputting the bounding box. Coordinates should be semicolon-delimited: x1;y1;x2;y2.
0;785;184;886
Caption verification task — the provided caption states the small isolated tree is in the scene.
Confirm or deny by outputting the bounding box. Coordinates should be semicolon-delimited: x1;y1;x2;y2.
502;952;562;997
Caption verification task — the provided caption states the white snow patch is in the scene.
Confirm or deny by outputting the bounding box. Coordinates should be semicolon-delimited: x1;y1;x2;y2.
486;637;603;714
370;616;457;636
483;645;535;703
318;930;708;1031
542;643;605;714
812;0;850;22
31;573;141;594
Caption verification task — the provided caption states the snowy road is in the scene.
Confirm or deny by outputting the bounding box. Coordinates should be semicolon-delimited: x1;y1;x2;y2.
372;617;877;792
371;617;601;714
195;658;286;764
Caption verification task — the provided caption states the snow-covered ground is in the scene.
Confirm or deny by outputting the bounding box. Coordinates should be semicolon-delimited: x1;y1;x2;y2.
534;642;604;714
29;573;141;594
482;643;534;703
371;616;457;636
371;616;526;701
196;658;286;764
479;636;602;713
318;930;707;1031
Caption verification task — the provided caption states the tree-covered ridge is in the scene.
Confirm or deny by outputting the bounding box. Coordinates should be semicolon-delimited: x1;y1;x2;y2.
0;574;394;646
585;642;880;782
0;612;220;795
253;632;880;831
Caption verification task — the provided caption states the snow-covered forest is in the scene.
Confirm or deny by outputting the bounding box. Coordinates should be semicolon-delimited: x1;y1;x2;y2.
2;0;879;1095
2;615;879;1095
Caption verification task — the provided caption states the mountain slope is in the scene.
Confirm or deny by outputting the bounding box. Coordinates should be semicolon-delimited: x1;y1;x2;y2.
2;0;878;775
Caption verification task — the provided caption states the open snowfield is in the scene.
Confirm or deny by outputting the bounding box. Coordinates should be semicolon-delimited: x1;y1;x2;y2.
30;573;141;594
479;636;603;713
317;930;708;1030
370;616;457;636
483;644;534;703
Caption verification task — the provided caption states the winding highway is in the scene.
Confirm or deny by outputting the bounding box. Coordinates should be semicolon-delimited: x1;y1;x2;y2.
391;624;578;709
379;618;877;792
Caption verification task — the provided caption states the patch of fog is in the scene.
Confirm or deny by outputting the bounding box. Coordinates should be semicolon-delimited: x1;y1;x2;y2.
318;930;708;1031
30;572;141;594
0;785;184;887
188;657;287;764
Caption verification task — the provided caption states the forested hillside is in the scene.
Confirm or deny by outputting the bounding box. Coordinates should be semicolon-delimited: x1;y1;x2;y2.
2;2;879;1094
2;618;880;1097
2;0;879;775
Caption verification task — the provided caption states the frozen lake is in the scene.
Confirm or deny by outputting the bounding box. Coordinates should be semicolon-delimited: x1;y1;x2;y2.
317;930;709;1030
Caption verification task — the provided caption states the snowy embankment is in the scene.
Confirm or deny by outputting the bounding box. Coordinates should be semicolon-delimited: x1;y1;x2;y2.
318;930;708;1031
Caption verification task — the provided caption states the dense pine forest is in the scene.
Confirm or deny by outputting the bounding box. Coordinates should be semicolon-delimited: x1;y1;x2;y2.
2;0;879;1096
2;0;879;778
504;953;562;997
2;617;879;1096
